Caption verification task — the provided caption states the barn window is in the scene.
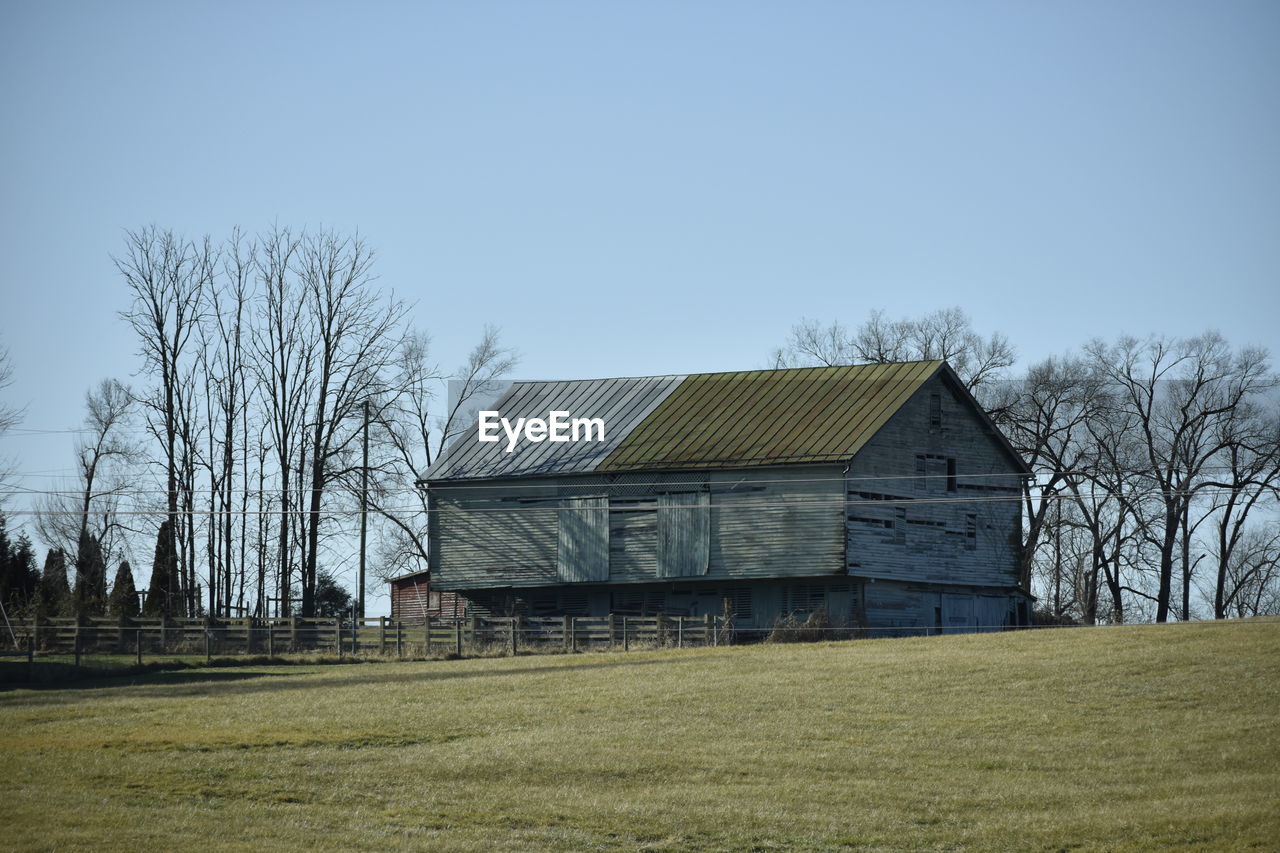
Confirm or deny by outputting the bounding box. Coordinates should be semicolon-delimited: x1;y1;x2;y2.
929;393;942;430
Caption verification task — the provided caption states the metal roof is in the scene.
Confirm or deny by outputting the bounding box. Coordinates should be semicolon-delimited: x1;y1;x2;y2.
598;361;940;471
421;360;1025;481
423;375;685;481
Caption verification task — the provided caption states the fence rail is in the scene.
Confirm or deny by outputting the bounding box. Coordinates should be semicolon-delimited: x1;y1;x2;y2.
6;613;723;667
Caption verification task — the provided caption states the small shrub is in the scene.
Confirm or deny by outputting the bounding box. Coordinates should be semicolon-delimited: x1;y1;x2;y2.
768;608;850;643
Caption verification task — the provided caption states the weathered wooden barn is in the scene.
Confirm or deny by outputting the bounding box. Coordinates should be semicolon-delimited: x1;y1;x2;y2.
421;361;1033;634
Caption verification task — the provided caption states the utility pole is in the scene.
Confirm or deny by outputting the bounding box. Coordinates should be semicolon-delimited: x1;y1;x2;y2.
358;400;370;620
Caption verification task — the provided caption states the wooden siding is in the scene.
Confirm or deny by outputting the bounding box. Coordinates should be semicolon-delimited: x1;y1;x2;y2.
845;372;1023;589
657;492;710;577
557;496;610;582
430;483;560;589
708;467;845;580
862;578;1028;636
389;573;466;622
433;467;847;591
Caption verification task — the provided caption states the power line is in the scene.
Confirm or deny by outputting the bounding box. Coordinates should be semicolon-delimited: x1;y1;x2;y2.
1;465;1268;493
0;485;1271;517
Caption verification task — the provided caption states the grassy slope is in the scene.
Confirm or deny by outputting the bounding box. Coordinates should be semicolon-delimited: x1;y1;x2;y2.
1;622;1277;852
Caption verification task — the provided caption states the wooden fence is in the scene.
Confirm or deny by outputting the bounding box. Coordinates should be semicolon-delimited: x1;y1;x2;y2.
10;613;724;662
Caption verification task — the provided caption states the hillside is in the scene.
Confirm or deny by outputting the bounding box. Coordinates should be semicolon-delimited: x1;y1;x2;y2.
1;622;1277;851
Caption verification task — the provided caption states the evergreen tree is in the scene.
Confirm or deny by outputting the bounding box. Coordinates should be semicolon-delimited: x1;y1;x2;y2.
39;548;72;617
0;512;12;606
143;520;180;616
6;534;38;611
108;561;139;617
314;570;353;617
73;529;108;616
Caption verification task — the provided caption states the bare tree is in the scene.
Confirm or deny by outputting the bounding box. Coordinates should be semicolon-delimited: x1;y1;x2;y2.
1086;333;1278;622
994;356;1104;612
0;338;23;501
117;228;214;614
1207;526;1280;617
198;229;255;616
34;379;137;572
252;226;310;615
772;308;1016;394
295;229;408;616
1202;402;1280;618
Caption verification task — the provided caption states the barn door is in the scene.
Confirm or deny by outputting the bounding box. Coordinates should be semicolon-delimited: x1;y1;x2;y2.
941;593;975;634
657;492;710;578
977;596;1009;633
557;496;609;582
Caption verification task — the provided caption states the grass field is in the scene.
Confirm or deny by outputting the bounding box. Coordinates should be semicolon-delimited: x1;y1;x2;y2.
1;622;1277;852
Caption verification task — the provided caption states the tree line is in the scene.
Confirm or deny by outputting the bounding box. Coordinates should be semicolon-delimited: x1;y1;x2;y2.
2;253;1276;627
1;226;512;622
773;309;1280;623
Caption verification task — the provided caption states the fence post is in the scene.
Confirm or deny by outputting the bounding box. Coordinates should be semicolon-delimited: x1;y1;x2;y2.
509;617;517;656
424;616;432;657
562;616;569;652
705;613;712;646
290;617;299;652
205;617;212;663
351;617;358;655
74;624;81;667
454;620;462;657
712;614;718;647
570;617;577;653
396;622;403;659
136;628;143;666
160;616;167;654
268;621;275;657
379;616;387;654
678;616;684;649
623;616;629;652
608;614;616;648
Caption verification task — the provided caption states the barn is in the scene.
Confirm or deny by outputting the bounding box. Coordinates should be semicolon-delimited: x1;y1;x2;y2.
420;361;1033;635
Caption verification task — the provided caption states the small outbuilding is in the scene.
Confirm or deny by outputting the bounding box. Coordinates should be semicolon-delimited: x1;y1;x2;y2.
387;569;466;623
420;361;1033;635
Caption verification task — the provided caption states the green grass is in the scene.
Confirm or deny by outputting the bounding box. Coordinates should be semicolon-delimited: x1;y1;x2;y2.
1;622;1277;851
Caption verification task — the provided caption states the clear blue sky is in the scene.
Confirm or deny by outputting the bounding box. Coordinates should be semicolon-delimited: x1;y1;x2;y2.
2;1;1278;528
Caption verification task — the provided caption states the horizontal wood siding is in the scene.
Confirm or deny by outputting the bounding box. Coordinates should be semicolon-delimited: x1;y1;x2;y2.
846;373;1023;589
431;483;560;590
434;468;846;590
390;575;467;622
709;466;845;580
609;507;657;581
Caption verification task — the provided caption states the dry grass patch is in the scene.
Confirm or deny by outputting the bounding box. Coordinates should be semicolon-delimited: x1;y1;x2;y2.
1;621;1277;851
